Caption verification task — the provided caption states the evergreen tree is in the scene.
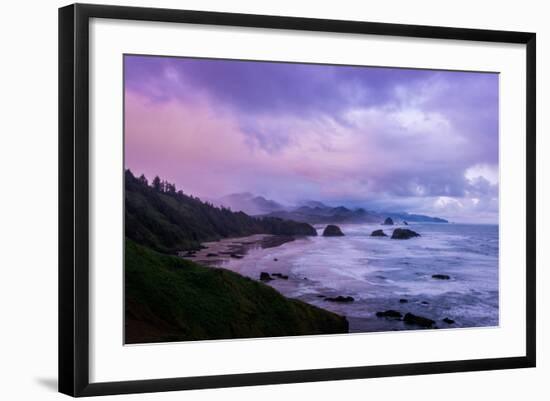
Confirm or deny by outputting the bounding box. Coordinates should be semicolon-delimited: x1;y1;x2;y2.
138;174;148;186
152;176;161;191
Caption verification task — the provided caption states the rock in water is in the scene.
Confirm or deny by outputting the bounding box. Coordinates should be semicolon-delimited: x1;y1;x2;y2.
399;298;408;303
376;310;403;319
403;313;435;328
443;317;455;324
382;217;394;225
259;272;272;281
432;274;451;280
322;225;345;236
371;229;387;237
391;228;420;239
403;221;409;225
325;295;354;303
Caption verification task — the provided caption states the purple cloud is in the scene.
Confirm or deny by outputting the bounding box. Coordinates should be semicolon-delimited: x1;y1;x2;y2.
124;55;499;223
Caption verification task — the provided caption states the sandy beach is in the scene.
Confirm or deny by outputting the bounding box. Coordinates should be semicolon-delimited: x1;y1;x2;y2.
179;234;297;267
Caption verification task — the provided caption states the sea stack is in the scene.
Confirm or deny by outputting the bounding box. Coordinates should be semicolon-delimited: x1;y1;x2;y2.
371;229;387;237
403;313;435;328
391;228;420;239
259;272;272;281
322;225;345;236
382;217;394;225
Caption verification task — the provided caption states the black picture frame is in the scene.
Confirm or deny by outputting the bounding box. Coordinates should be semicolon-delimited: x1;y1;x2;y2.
59;3;536;397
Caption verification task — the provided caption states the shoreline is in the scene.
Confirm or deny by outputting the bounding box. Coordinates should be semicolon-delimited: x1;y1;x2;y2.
179;223;498;333
126;239;349;343
179;234;297;266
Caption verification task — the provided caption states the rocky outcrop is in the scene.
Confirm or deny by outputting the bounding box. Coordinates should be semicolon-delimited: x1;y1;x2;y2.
403;313;435;328
322;225;345;237
432;274;451;280
259;272;272;281
376;310;402;318
325;295;355;303
371;229;387;237
391;228;420;239
382;217;394;225
264;218;318;236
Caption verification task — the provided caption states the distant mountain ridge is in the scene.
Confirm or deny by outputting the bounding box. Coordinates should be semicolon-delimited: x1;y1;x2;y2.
263;205;447;225
215;192;286;216
265;205;379;224
214;193;447;224
385;212;448;224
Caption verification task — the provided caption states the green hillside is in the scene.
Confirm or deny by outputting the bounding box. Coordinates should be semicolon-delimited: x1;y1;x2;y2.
125;239;349;343
125;169;316;253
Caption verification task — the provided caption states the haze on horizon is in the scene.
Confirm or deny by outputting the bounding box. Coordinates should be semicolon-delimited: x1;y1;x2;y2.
124;55;499;224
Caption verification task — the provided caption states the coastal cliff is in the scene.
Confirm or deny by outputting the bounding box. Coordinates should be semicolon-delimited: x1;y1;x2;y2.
125;239;349;343
125;169;317;254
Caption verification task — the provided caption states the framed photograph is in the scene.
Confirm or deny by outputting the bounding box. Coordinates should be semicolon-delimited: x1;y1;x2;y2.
59;3;536;397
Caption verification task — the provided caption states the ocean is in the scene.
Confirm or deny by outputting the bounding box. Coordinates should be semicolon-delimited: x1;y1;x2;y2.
210;223;499;332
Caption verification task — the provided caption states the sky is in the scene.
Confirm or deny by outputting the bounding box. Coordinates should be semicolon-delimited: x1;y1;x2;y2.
124;55;499;223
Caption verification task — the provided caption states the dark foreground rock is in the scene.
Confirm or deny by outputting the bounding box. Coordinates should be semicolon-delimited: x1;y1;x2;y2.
371;229;387;237
403;313;435;328
432;274;451;280
376;310;403;319
325;295;355;303
382;217;394;225
259;272;272;281
391;228;420;239
322;225;345;237
443;317;455;324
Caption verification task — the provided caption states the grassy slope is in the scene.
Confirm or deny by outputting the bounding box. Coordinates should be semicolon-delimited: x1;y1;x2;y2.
125;170;317;253
125;239;349;343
